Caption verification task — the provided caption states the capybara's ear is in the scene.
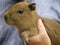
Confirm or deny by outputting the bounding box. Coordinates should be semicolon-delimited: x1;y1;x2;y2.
28;3;36;11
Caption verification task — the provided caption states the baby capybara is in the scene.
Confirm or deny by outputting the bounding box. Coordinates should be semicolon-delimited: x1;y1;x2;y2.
4;2;60;45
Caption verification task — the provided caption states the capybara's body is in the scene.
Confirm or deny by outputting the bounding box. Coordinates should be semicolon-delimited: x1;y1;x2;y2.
4;2;60;45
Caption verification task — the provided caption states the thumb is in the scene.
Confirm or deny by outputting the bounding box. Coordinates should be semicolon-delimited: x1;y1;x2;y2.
38;19;47;34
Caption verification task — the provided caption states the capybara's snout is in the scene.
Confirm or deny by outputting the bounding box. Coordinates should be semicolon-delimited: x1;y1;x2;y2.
4;15;8;21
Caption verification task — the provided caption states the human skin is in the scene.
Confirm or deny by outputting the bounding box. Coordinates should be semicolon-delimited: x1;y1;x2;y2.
27;19;51;45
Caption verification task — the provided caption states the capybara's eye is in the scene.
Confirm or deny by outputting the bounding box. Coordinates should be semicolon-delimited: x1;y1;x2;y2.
17;9;23;14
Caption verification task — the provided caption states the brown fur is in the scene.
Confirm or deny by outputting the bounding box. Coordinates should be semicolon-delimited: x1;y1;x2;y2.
4;2;60;45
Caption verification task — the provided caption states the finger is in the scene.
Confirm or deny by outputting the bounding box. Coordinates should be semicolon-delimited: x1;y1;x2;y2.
28;35;41;44
38;19;47;34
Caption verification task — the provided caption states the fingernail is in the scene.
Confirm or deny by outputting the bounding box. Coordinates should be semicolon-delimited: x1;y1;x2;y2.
38;19;42;29
38;19;42;24
39;19;42;23
38;19;44;27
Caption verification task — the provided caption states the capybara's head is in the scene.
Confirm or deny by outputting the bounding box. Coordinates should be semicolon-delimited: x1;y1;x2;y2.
4;2;39;31
4;2;35;25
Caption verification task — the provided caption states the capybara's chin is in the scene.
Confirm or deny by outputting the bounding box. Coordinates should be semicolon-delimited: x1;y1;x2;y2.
4;2;60;45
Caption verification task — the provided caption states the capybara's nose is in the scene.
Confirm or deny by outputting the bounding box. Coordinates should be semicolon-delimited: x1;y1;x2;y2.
4;16;8;20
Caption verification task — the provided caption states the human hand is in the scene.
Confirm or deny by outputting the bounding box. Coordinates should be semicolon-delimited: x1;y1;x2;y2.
27;19;51;45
